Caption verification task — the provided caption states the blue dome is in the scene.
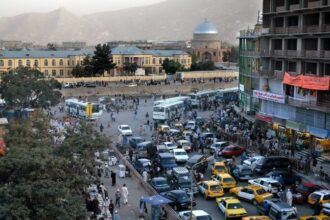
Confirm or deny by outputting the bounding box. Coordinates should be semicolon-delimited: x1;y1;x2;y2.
193;21;218;34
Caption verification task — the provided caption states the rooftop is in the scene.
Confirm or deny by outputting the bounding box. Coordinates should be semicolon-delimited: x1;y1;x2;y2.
0;50;93;58
193;20;219;35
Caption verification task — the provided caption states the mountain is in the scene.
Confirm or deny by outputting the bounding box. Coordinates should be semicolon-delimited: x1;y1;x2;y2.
0;0;262;45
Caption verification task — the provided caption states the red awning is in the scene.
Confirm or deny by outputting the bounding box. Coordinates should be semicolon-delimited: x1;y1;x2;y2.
283;72;330;90
256;113;272;123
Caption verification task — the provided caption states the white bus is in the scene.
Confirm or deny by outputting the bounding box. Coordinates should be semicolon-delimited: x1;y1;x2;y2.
153;96;191;106
64;98;103;120
153;101;185;121
187;90;219;107
216;87;239;102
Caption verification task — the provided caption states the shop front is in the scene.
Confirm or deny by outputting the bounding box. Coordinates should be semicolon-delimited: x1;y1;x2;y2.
307;126;330;159
285;120;307;149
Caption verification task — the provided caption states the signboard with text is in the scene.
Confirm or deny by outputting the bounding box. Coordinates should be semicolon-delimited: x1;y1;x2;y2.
253;90;285;104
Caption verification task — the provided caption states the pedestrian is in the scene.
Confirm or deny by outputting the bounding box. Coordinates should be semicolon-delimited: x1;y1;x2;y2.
139;196;148;215
134;109;137;120
286;188;293;206
312;157;318;174
111;170;116;186
314;201;322;215
104;164;110;178
122;184;129;205
115;189;121;208
129;148;133;161
100;124;104;133
113;210;120;220
142;169;148;182
108;199;114;216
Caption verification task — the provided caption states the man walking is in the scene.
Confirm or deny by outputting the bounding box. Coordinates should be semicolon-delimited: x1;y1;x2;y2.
111;170;116;186
115;189;121;208
108;199;114;216
122;184;129;205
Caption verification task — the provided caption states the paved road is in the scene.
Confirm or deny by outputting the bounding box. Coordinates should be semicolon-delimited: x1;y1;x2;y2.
53;96;315;219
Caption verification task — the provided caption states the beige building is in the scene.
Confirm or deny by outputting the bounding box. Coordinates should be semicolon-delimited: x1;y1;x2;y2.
112;46;191;75
191;20;229;63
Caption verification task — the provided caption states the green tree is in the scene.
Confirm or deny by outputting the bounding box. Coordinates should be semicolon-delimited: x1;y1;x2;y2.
190;61;216;71
91;44;116;76
0;67;61;109
162;58;182;75
123;62;139;76
71;64;86;77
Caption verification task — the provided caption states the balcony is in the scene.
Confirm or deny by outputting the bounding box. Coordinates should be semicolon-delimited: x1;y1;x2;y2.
304;25;321;33
260;70;274;78
305;50;320;58
273;50;285;56
287;96;330;112
272;27;286;34
276;6;286;12
289;4;300;10
323;51;330;58
287;50;303;58
287;26;301;34
321;24;330;32
307;0;321;8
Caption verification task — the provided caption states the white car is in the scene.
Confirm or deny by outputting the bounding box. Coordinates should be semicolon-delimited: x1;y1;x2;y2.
179;210;212;220
248;178;281;193
243;156;264;171
126;83;137;87
117;124;133;136
162;141;178;150
177;140;192;152
185;120;196;130
171;149;189;163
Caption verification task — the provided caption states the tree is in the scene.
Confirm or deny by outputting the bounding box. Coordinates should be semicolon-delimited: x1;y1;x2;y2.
123;62;139;76
90;44;116;76
46;43;56;51
71;64;87;78
162;58;182;75
0;67;61;109
190;61;216;71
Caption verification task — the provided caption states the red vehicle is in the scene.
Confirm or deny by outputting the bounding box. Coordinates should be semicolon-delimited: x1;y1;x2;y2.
219;145;245;158
293;182;327;204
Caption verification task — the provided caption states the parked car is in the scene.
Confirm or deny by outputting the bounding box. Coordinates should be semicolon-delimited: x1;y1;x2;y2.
198;180;224;199
150;177;171;193
232;165;254;181
84;82;97;88
216;197;247;219
186;154;208;173
254;156;291;175
210;141;229;154
157;153;177;170
219;145;245;158
171;149;189;163
178;210;213;220
177;140;192;152
248;178;282;194
230;185;273;205
118;124;133;136
161;190;196;211
308;190;330;205
264;170;302;186
129;136;145;149
162;141;178;151
134;158;151;174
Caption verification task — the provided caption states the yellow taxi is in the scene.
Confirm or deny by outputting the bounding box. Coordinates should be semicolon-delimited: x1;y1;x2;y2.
211;161;228;175
158;125;170;133
308;190;330;205
299;215;330;220
212;173;237;189
229;185;272;205
242;216;271;220
216;197;247;219
198;181;224;199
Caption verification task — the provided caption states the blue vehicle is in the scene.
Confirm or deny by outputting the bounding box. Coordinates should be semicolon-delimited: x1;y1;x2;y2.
157;153;177;170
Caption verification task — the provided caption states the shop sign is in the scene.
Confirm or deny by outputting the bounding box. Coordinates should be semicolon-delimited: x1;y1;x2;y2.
256;113;272;123
283;72;330;91
239;84;244;92
307;126;330;139
253;90;285;104
286;120;306;132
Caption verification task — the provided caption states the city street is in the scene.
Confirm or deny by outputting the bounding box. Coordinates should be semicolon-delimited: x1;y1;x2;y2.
54;95;317;219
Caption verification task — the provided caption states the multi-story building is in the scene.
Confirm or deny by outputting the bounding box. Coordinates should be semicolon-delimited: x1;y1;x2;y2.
111;46;191;75
238;24;263;114
255;0;330;157
0;50;92;77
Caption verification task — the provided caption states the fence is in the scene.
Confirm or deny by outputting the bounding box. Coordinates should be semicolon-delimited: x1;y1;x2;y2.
112;145;179;220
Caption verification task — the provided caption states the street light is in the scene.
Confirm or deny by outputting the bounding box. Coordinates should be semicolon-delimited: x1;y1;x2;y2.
189;155;214;220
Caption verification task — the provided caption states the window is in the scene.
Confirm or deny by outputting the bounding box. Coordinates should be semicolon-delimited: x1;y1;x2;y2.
26;60;31;67
8;60;12;67
0;60;3;67
287;61;297;72
52;59;56;66
34;60;38;67
18;60;23;66
152;58;156;65
287;39;297;50
44;59;48;66
59;59;63;66
71;60;75;66
60;69;64;76
67;60;70;66
44;70;49;76
273;39;282;50
52;70;56;76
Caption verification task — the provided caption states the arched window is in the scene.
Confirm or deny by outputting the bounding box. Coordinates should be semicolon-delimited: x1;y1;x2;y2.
8;60;12;67
59;59;63;66
18;60;23;66
26;60;31;67
44;59;48;66
34;60;38;67
52;59;56;66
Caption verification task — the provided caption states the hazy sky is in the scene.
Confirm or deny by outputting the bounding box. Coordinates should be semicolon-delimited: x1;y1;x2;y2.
0;0;166;17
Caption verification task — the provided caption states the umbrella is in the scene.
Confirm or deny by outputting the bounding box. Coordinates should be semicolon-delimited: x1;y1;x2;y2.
142;194;172;206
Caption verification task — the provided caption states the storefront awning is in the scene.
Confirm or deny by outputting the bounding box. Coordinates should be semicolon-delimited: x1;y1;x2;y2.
256;113;272;123
307;126;330;139
286;120;306;132
283;72;330;91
